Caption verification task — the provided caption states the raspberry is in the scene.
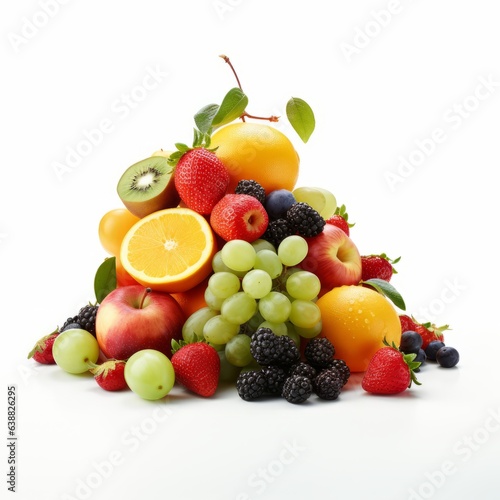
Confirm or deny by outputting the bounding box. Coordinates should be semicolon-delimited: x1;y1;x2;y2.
282;375;313;404
286;202;325;237
236;370;267;401
314;368;343;400
235;180;266;205
304;338;335;369
263;218;293;248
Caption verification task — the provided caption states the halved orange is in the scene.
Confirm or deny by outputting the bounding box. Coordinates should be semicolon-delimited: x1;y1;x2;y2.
120;207;216;293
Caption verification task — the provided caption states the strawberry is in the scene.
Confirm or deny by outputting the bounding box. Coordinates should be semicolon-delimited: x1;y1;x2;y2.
361;254;400;282
27;330;59;364
170;131;229;214
399;314;418;334
325;204;353;236
399;315;448;349
362;340;421;395
210;193;269;242
171;340;220;397
414;322;449;350
89;360;128;391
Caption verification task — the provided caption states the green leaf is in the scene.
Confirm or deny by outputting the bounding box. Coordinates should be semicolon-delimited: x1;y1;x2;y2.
212;87;248;128
361;278;406;311
94;257;117;303
194;104;219;134
286;97;315;143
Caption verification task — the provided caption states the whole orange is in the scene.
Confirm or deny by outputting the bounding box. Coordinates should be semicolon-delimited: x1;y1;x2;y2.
317;285;401;372
98;208;140;256
210;122;300;194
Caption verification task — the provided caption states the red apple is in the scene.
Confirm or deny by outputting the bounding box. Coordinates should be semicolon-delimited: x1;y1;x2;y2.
299;224;362;290
96;285;185;360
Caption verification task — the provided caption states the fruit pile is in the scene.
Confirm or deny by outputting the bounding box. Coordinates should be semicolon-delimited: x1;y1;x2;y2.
28;56;460;403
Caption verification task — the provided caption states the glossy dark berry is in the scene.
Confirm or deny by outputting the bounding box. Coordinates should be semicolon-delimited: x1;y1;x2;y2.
286;202;325;237
414;349;427;372
261;365;288;395
288;362;317;381
399;331;423;355
236;370;267;401
265;189;296;220
325;359;350;386
314;368;343;400
425;340;446;361
436;346;459;368
60;322;82;333
304;338;335;368
235;180;266;205
263;218;293;248
61;304;99;337
282;375;312;404
250;328;299;367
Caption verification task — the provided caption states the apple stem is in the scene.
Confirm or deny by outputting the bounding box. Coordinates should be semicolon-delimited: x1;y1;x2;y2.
219;54;280;124
139;287;152;309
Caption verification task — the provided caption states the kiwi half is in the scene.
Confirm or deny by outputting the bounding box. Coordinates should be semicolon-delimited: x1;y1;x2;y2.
117;155;179;218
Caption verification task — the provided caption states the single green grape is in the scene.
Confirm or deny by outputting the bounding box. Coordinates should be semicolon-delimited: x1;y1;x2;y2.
221;292;257;325
182;307;218;343
208;271;241;299
242;269;273;299
212;251;246;277
278;235;308;267
286;270;321;301
258;291;292;323
221;240;256;272
52;328;99;374
203;315;240;344
293;320;323;339
204;287;225;311
251;239;276;254
254;249;283;279
289;300;322;329
225;334;253;367
124;349;175;400
258;320;288;336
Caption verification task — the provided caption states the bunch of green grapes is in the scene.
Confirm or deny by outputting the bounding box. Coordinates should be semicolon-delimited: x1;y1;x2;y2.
181;236;322;369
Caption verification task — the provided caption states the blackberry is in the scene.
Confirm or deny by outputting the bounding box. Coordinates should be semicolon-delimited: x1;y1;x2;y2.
288;362;317;381
314;368;343;400
235;179;266;205
236;370;267;401
282;375;313;404
263;218;293;248
325;359;350;386
61;304;99;337
286;202;325;237
261;365;288;395
250;328;299;367
304;338;335;369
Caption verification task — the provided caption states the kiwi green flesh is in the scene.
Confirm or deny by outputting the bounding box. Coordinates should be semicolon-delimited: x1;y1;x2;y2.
117;156;172;202
117;156;180;218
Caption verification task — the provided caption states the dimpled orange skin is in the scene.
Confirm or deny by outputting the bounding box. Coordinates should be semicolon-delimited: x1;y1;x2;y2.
317;285;402;372
210;122;300;194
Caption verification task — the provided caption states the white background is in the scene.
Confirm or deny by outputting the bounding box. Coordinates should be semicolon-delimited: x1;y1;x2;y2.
1;1;499;499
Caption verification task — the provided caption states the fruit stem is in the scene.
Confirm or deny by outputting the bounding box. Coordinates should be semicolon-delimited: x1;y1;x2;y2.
219;54;244;92
241;112;280;122
139;287;152;309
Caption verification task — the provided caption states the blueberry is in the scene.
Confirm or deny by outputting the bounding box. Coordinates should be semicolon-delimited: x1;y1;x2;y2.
436;346;459;368
60;322;82;332
399;331;423;355
425;340;446;361
413;349;427;372
265;189;296;220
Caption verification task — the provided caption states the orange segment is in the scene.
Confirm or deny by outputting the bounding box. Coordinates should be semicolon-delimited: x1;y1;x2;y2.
120;208;216;293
